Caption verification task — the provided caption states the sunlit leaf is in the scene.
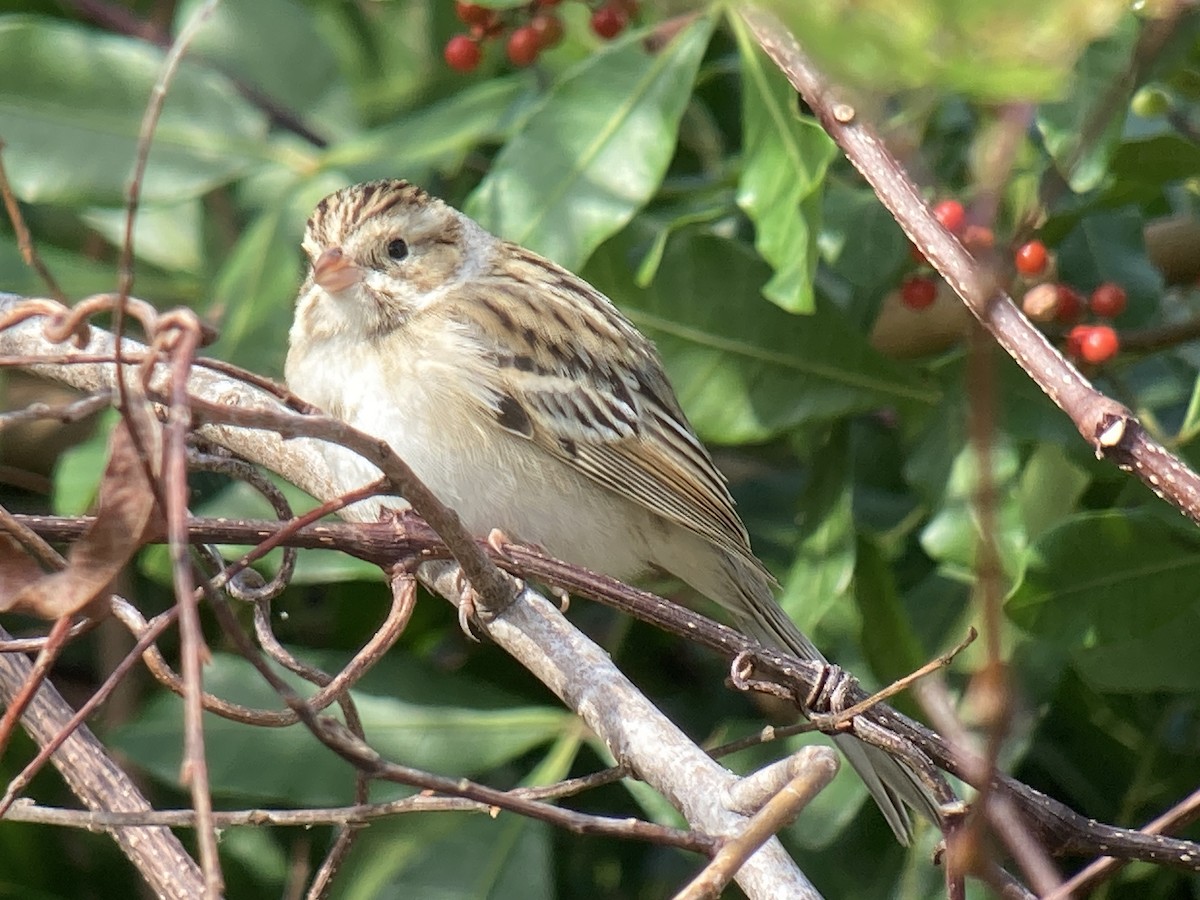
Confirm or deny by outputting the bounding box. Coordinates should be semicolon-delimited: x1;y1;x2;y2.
749;0;1127;100
465;14;715;270
0;16;273;204
175;0;345;119
731;13;836;313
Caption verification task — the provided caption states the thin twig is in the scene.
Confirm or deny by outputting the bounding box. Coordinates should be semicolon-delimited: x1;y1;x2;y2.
155;310;222;896
674;747;839;900
1047;784;1200;899
60;0;330;146
0;145;66;302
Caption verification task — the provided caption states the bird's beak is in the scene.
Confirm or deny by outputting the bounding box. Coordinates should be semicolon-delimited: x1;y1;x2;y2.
313;247;363;293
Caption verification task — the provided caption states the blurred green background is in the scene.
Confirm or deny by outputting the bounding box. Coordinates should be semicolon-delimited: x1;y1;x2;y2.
3;0;1200;896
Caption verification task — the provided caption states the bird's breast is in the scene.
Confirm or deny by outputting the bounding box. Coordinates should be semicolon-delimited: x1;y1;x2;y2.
286;330;654;581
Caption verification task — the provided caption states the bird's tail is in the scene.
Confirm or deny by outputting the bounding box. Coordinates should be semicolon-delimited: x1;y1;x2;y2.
723;559;937;845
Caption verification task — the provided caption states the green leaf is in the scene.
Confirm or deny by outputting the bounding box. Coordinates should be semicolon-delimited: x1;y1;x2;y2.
0;240;197;301
855;537;928;689
819;180;910;326
585;230;938;444
1036;14;1140;192
112;652;570;805
777;428;856;632
175;0;344;118
0;16;273;204
465;14;715;271
632;189;735;287
731;13;836;313
81;200;204;274
138;479;383;586
1179;374;1200;445
1007;511;1200;692
919;437;1025;580
329;814;552;900
332;733;573;898
1110;134;1200;189
322;74;536;183
782;729;874;848
1016;443;1089;542
206;203;303;377
51;410;117;516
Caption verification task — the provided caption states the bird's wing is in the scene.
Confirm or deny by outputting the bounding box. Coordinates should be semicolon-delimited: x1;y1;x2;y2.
446;251;761;568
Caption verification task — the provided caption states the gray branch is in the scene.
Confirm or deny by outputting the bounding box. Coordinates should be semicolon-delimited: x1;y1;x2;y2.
0;292;821;899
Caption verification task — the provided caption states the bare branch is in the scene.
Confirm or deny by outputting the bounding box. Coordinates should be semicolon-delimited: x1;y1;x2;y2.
740;5;1200;528
0;621;205;898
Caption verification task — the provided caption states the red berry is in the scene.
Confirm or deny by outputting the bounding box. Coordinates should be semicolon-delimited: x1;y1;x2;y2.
1066;325;1087;359
530;13;564;49
962;223;995;252
590;4;628;39
444;34;482;72
1054;284;1084;324
507;25;541;66
454;2;492;26
1014;240;1048;277
1075;325;1120;364
900;275;938;310
933;199;966;234
1089;282;1127;319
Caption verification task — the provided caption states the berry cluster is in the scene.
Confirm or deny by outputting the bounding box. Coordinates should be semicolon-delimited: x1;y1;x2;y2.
1022;273;1125;365
1009;238;1126;365
902;199;1128;366
444;0;637;72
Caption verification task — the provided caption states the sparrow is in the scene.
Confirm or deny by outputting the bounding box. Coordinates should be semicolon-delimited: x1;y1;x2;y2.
285;179;935;842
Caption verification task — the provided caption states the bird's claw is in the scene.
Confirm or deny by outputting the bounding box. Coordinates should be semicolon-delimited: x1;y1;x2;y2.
453;568;483;642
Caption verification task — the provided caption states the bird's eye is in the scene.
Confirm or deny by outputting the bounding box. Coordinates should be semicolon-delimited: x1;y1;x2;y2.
386;238;409;261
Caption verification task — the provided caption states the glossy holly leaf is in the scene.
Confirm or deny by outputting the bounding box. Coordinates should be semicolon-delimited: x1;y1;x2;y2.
322;74;536;185
1007;511;1200;692
465;14;715;271
731;13;836;313
0;16;272;204
585;230;938;444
